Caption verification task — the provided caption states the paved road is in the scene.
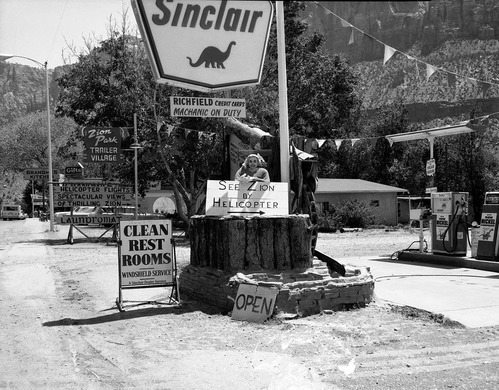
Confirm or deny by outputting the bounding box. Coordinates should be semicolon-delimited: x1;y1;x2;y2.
342;254;499;328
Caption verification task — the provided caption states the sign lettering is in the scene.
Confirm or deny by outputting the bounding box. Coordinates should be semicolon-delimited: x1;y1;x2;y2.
119;220;173;287
231;284;277;323
206;180;288;216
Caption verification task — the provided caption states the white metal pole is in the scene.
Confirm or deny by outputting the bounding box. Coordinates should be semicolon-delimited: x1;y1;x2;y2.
45;62;55;231
276;1;290;191
0;54;54;230
134;113;138;220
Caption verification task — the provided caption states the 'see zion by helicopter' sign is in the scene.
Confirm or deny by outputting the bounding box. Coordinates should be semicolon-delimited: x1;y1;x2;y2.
131;0;274;92
206;180;288;216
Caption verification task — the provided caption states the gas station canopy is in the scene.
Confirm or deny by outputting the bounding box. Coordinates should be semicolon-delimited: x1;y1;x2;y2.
385;121;474;144
385;112;499;144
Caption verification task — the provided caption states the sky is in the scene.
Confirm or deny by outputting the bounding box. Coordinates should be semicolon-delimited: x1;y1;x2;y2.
0;0;134;68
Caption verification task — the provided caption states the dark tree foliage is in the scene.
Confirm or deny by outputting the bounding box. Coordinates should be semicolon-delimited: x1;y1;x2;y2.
233;1;362;138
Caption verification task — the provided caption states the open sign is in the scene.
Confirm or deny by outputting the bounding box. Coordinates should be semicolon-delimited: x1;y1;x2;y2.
131;0;274;92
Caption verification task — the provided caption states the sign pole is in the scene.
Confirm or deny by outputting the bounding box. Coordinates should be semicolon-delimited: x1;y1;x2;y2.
276;2;290;203
31;180;35;218
133;113;139;220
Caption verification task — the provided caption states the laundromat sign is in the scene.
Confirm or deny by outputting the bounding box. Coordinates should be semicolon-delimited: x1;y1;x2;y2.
131;0;274;92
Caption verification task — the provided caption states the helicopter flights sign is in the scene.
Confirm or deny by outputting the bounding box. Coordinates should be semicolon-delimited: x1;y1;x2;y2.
131;0;274;92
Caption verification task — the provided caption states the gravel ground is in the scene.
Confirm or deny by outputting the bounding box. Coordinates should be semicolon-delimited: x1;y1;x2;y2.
1;220;498;390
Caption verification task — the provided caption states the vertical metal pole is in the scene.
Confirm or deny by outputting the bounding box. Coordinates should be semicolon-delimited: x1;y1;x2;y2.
276;2;290;193
134;113;138;220
45;62;55;231
31;180;35;218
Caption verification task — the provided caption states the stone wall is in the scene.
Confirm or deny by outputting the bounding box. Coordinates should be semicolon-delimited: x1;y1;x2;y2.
178;261;374;316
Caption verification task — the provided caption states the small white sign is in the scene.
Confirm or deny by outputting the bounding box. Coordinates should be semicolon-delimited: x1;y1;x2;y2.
231;283;277;323
426;158;436;176
170;97;246;118
206;180;288;216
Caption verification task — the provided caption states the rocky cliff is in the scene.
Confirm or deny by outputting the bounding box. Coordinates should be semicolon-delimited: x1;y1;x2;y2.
303;0;499;121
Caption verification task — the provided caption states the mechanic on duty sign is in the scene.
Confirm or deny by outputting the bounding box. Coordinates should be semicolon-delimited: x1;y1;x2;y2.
131;0;274;92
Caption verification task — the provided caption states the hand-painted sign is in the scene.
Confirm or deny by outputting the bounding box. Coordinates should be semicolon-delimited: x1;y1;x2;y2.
231;283;277;323
23;168;59;181
206;180;288;216
65;166;83;178
170;97;246;118
83;127;125;164
119;219;173;287
53;181;133;207
56;215;120;225
131;0;274;92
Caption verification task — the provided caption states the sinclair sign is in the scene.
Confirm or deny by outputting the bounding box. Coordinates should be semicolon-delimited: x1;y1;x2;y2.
131;0;274;92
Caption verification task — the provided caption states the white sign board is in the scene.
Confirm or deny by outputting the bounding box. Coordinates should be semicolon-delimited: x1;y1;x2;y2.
56;215;120;225
23;168;59;181
131;0;274;92
53;181;133;207
119;219;174;287
170;97;246;118
206;180;288;216
426;158;436;176
231;283;277;323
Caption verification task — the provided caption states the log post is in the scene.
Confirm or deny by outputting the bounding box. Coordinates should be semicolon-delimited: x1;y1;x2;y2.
189;214;312;272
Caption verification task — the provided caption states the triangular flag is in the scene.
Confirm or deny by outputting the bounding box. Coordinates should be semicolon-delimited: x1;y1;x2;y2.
157;122;163;132
426;64;437;81
383;45;396;65
369;138;378;149
166;125;174;136
335;139;343;150
340;19;351;28
387;138;394;147
317;139;326;148
481;81;491;97
351;138;360;147
348;28;354;45
447;73;456;88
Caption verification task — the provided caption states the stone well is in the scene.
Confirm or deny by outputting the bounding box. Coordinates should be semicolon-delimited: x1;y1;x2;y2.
179;214;374;316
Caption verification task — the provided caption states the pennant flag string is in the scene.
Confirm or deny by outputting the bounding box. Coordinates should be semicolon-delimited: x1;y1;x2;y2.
313;1;499;88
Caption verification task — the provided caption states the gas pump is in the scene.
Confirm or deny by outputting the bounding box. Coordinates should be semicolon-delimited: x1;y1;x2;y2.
430;192;469;256
476;192;499;261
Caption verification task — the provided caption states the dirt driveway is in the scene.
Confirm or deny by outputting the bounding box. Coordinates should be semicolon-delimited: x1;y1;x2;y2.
1;219;499;389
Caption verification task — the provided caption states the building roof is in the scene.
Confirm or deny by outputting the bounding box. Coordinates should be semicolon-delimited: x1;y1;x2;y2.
317;179;408;194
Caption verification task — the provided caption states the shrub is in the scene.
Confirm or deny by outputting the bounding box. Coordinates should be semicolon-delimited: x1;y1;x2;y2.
318;200;378;230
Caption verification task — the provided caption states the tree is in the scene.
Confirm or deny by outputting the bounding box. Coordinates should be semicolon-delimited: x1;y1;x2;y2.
55;1;362;225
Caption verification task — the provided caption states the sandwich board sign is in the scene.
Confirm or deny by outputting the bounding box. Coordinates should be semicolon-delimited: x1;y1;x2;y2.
131;0;274;92
116;219;178;311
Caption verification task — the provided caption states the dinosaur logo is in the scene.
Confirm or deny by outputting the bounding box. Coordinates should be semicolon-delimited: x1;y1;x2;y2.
187;41;236;69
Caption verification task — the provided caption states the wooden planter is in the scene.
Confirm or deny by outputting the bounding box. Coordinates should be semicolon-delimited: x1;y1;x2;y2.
189;214;313;272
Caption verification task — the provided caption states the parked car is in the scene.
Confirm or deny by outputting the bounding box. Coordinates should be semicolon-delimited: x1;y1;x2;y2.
1;204;26;220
